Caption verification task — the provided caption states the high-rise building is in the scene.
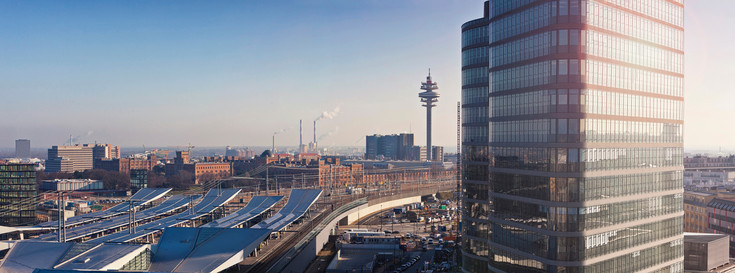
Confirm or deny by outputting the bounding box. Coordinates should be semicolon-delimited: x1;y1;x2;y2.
0;163;36;226
92;144;120;162
461;1;684;272
365;133;414;160
15;139;31;158
46;145;95;173
130;169;148;192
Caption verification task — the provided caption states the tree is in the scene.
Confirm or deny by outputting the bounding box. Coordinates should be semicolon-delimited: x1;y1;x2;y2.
102;171;130;191
148;172;165;188
198;172;217;188
260;150;272;157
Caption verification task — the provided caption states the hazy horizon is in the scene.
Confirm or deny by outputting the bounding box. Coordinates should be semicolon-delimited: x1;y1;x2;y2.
1;1;734;150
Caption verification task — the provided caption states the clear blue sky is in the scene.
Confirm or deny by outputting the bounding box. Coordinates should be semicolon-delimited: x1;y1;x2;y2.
0;1;731;150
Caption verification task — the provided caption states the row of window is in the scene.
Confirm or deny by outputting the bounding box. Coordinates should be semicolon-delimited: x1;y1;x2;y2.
464;181;490;201
489;88;683;120
490;30;558;68
463;66;489;86
486;240;684;273
462;86;489;105
489;119;682;144
585;119;682;143
489;170;682;203
0;165;35;171
487;217;681;262
488;58;682;97
462;251;490;273
462;25;489;48
0;172;36;178
587;1;683;50
462;46;489;67
605;0;683;27
489;27;682;75
0;178;36;184
586;29;682;74
0;184;36;191
584;171;682;201
586;89;682;120
587;59;683;97
463;125;489;143
463;215;489;239
464;235;490;258
491;147;682;172
493;193;682;231
463;106;489;124
487;0;537;19
0;191;37;198
491;2;551;43
582;241;682;273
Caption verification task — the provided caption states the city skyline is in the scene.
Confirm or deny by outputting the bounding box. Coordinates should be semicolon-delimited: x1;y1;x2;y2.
0;0;732;150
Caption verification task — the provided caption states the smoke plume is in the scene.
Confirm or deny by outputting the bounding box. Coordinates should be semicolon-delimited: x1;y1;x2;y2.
318;126;339;142
315;107;340;121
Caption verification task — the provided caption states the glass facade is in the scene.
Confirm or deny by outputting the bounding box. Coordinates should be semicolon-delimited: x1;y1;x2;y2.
462;0;684;272
462;5;491;273
0;163;37;226
130;169;149;192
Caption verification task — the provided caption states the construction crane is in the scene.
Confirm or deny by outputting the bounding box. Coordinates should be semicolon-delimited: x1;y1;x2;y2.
175;143;196;153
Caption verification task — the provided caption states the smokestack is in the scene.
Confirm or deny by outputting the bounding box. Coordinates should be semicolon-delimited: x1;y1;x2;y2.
313;120;317;144
299;120;303;150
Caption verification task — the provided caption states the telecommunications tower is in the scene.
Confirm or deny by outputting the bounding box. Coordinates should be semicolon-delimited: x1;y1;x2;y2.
419;69;439;161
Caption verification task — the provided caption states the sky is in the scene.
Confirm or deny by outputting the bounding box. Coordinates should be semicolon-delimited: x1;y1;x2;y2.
0;1;731;151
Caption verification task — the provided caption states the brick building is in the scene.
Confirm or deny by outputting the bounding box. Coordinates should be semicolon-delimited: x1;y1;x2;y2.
95;154;158;174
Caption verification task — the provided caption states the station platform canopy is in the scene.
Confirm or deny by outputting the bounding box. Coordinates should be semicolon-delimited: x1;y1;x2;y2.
201;195;283;228
250;189;322;231
86;188;241;244
35;188;171;228
35;194;192;242
149;227;271;273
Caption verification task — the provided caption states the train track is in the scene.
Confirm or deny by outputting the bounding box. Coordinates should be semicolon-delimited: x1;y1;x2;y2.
237;183;454;273
242;205;331;273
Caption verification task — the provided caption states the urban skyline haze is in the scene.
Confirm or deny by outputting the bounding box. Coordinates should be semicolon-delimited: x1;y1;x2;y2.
0;0;731;150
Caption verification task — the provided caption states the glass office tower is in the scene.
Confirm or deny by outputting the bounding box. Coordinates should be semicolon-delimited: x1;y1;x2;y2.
462;1;684;272
0;163;36;226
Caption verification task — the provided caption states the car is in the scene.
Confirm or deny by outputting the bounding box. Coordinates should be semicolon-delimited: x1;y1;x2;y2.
392;230;400;234
428;238;434;244
422;245;428;251
384;230;392;234
438;239;444;245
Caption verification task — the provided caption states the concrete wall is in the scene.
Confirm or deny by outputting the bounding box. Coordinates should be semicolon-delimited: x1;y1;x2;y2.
280;195;422;273
280;203;367;273
345;196;422;225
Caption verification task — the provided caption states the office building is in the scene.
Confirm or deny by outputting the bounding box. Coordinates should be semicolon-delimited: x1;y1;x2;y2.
95;154;158;174
683;191;714;233
15;139;30;158
46;144;94;173
192;162;232;184
130;169;148;191
0;163;36;226
40;179;104;191
683;233;735;273
365;133;414;160
92;143;120;162
461;1;684;272
431;146;444;162
684;170;735;187
707;198;735;257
